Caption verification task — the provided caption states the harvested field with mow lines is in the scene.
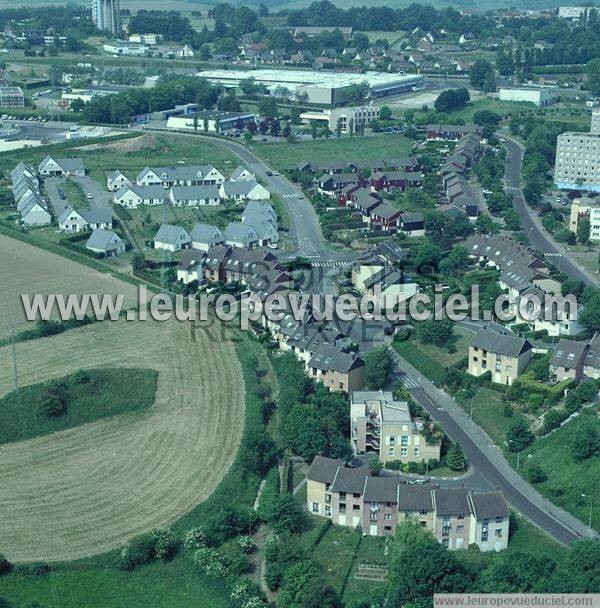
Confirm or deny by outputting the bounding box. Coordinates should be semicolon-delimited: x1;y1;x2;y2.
0;318;245;563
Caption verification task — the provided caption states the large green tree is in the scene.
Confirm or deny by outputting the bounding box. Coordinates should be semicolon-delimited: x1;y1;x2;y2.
364;347;394;389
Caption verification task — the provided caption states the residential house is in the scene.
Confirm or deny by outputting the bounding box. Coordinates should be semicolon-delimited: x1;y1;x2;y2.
583;333;600;380
352;240;408;291
177;44;194;58
38;156;86;177
468;328;533;385
153;224;191;252
307;342;365;393
85;229;126;257
397;211;425;237
190;223;225;251
170;185;220;206
350;390;441;464
177;250;206;284
362;267;418;311
136;165;225;187
113;185;166;208
427;124;482;141
106;170;132;192
369;203;402;232
220;180;270;202
549;339;589;383
58;206;112;232
307;456;510;550
230;166;255;181
241;201;279;246
225;222;259;249
20;197;51;225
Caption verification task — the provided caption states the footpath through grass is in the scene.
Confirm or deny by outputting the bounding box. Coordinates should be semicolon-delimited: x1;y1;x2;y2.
0;368;157;445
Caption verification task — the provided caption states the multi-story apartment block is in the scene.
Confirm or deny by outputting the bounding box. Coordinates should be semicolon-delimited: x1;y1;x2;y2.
350;391;441;464
570;196;600;242
468;328;533;386
554;112;600;193
592;109;600;135
0;86;25;107
92;0;121;35
307;456;510;551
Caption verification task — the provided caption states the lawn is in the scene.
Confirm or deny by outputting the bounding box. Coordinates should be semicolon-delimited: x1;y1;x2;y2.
312;525;362;594
342;535;388;604
254;133;415;170
0;555;233;608
443;98;538;122
507;513;569;562
392;339;447;385
61;177;89;209
518;409;600;530
455;386;511;447
0;368;157;445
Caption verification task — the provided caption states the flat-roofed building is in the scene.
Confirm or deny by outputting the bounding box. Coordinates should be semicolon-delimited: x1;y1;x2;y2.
300;103;380;134
195;68;423;106
350;391;441;464
498;85;559;107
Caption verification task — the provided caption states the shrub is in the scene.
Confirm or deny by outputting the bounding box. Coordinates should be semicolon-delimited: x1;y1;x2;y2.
238;536;255;553
183;527;207;552
193;547;229;579
528;393;544;412
71;369;91;384
526;463;547;484
540;408;569;435
0;553;12;576
118;533;156;570
40;393;66;417
571;424;600;463
151;528;178;560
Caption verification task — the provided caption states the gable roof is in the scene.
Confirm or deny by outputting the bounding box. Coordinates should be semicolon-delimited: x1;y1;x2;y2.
230;165;253;180
154;223;190;244
190;222;224;243
224;221;258;243
85;229;123;251
470;328;531;358
177;249;206;271
398;485;433;511
468;491;510;520
171;185;220;201
433;488;470;515
307;455;343;484
550;339;589;369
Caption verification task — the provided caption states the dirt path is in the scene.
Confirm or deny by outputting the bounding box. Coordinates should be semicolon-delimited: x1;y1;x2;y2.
0;318;245;563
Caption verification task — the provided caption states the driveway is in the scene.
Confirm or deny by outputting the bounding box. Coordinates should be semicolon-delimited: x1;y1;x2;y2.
43;176;69;217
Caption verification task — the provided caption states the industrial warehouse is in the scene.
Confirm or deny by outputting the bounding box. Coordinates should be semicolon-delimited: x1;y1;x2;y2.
195;69;424;105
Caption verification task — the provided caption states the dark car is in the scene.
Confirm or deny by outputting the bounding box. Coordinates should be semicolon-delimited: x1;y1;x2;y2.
266;170;273;176
57;188;66;200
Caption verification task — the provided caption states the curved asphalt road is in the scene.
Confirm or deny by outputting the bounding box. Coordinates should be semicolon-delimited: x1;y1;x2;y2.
502;134;598;286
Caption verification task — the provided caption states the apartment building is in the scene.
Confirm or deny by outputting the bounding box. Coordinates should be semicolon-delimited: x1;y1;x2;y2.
468;328;533;385
570;196;600;242
350;391;441;464
554;112;600;193
0;86;25;107
307;456;510;551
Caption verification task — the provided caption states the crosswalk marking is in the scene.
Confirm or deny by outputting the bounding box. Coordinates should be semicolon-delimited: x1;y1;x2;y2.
282;193;298;199
312;261;348;268
544;252;563;258
401;376;420;389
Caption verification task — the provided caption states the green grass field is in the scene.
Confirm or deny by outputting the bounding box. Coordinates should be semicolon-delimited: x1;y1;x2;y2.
0;555;232;608
456;387;511;447
0;368;157;445
254;134;415;170
443;98;538;122
519;409;600;530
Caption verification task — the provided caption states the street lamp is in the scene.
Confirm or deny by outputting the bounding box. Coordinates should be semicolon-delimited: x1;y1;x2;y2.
581;493;593;538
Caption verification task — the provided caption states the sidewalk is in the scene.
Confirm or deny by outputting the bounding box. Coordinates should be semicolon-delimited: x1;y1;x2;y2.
389;344;596;544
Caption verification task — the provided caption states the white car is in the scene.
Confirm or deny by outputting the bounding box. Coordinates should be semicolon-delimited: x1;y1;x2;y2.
267;243;278;249
87;193;93;199
272;171;279;176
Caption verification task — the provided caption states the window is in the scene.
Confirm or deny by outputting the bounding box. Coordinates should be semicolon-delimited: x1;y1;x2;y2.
384;513;392;520
495;529;503;537
339;503;346;512
384;526;392;532
420;508;428;515
389;436;395;446
495;517;503;524
353;504;360;511
457;513;464;520
401;447;408;457
389;448;395;457
325;493;331;504
414;447;420;458
442;539;449;548
339;492;346;500
401;435;409;446
353;493;360;499
481;529;488;542
457;525;464;532
312;502;319;513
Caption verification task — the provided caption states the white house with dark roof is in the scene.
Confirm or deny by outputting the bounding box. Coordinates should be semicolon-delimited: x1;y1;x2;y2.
20;197;51;225
225;222;259;249
241;201;279;246
191;223;225;251
106;170;132;192
177;250;206;283
230;165;255;181
170;185;220;206
11;161;36;183
58;206;112;232
114;185;166;208
550;338;589;383
38;156;85;177
153;224;191;252
86;229;126;257
220;180;270;202
136;165;225;187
